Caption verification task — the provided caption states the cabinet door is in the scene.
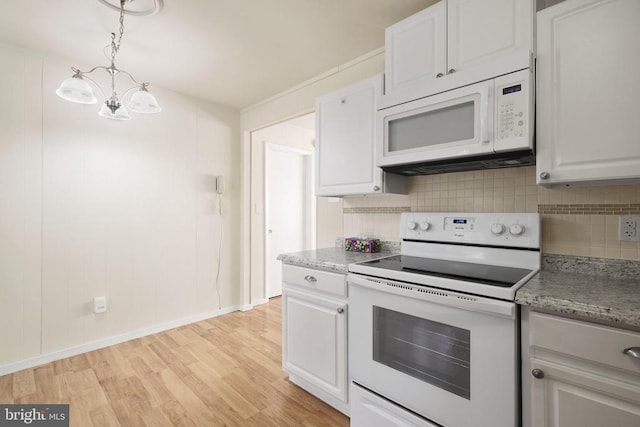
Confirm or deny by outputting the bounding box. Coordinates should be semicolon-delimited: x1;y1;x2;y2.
530;359;640;427
536;0;640;186
315;74;383;196
447;0;533;73
282;287;347;402
384;2;446;96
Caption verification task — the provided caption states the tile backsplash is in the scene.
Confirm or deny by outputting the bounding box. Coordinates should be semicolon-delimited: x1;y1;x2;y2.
343;166;640;260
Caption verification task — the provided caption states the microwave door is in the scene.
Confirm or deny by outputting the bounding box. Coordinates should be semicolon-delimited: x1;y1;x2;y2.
378;80;494;167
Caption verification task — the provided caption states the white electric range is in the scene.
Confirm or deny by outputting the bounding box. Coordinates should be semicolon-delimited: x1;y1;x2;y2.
348;212;541;427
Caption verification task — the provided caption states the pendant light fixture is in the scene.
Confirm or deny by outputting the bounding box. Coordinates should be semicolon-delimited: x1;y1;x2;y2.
56;0;161;120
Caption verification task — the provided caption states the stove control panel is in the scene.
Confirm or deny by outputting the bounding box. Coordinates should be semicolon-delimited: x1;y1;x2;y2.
402;212;541;249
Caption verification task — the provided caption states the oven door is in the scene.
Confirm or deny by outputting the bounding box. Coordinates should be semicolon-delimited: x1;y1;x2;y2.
348;273;519;427
377;79;494;168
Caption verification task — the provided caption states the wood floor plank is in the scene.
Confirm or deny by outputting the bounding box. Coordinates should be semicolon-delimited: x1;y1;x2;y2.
12;369;36;398
0;372;14;403
33;365;61;401
0;297;349;426
89;405;121;427
137;371;175;407
53;353;90;375
59;368;101;397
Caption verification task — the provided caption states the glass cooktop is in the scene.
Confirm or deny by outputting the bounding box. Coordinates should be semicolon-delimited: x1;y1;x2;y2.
355;255;533;288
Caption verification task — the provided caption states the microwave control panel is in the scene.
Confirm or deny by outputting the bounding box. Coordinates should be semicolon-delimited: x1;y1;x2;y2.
496;70;530;142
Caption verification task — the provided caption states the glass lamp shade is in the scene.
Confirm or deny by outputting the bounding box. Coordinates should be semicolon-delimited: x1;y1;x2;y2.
98;103;131;121
128;89;161;113
56;76;97;104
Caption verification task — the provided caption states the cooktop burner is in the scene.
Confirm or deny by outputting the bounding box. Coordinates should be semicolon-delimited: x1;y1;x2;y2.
356;255;533;288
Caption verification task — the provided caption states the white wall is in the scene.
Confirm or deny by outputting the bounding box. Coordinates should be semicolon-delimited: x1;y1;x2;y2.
0;44;241;373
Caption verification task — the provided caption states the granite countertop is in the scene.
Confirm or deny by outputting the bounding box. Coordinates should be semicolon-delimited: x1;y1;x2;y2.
279;246;640;329
516;255;640;329
277;243;399;274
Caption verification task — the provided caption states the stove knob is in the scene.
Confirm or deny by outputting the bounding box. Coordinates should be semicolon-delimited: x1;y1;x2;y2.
490;223;505;235
509;224;525;236
419;221;431;231
407;221;417;230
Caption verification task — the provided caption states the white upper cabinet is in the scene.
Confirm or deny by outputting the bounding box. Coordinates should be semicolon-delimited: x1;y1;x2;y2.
448;0;533;70
385;2;447;98
536;0;640;186
383;0;534;108
315;74;407;197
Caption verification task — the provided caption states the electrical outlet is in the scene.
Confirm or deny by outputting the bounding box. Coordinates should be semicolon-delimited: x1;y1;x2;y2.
93;296;107;313
618;216;640;241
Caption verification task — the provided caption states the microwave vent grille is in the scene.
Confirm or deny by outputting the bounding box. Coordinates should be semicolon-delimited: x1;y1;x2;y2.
381;149;535;176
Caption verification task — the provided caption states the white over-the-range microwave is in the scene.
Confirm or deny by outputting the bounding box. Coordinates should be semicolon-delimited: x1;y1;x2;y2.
377;67;534;175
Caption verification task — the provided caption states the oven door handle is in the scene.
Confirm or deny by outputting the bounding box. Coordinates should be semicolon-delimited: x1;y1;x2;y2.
347;274;515;318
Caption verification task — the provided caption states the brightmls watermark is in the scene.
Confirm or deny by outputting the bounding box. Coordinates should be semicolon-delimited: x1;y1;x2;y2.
0;405;68;426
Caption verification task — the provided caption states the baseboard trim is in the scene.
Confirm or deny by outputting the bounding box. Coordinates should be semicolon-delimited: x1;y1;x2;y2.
252;298;270;307
0;305;242;376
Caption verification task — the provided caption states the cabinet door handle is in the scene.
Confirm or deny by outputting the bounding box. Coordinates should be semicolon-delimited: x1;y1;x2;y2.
448;68;456;74
304;275;317;283
531;368;544;379
436;72;444;78
373;185;380;192
623;347;640;359
539;172;550;180
337;307;344;314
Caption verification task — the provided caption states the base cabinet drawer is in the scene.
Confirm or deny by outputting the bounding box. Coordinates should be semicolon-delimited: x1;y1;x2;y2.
282;264;347;297
530;311;640;373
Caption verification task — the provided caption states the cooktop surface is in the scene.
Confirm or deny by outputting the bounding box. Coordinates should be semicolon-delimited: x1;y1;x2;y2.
354;255;533;288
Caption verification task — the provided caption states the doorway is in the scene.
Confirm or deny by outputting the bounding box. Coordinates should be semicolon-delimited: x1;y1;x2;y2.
265;144;314;297
249;114;316;302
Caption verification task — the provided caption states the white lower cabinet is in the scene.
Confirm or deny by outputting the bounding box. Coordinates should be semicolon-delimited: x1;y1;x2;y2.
281;265;348;415
522;309;640;427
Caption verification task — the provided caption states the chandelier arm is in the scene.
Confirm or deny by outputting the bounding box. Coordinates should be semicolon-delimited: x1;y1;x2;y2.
117;68;147;87
103;44;113;62
72;65;111;76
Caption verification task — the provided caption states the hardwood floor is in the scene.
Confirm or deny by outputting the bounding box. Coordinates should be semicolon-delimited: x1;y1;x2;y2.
0;297;350;426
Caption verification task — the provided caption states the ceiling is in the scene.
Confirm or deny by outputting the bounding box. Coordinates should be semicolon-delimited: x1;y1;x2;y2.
0;0;436;110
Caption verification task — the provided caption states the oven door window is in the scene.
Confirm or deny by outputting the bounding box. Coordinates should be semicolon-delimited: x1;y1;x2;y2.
373;306;470;399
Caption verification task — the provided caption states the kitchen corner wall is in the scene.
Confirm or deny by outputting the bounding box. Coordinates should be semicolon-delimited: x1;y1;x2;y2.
0;44;241;371
344;166;640;260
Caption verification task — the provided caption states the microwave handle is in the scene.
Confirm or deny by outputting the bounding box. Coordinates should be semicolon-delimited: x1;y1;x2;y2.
480;86;491;144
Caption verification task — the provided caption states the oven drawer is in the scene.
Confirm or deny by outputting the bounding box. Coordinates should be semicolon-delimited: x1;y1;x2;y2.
282;265;346;297
351;382;437;427
530;311;640;373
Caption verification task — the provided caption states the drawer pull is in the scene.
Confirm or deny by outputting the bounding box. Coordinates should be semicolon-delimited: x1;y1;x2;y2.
304;275;317;283
531;368;545;379
623;347;640;359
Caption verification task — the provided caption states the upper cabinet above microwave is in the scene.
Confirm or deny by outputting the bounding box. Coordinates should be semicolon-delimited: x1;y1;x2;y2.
382;0;535;109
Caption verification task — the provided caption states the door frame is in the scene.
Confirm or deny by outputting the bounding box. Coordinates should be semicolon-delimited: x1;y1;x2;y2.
264;142;315;299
